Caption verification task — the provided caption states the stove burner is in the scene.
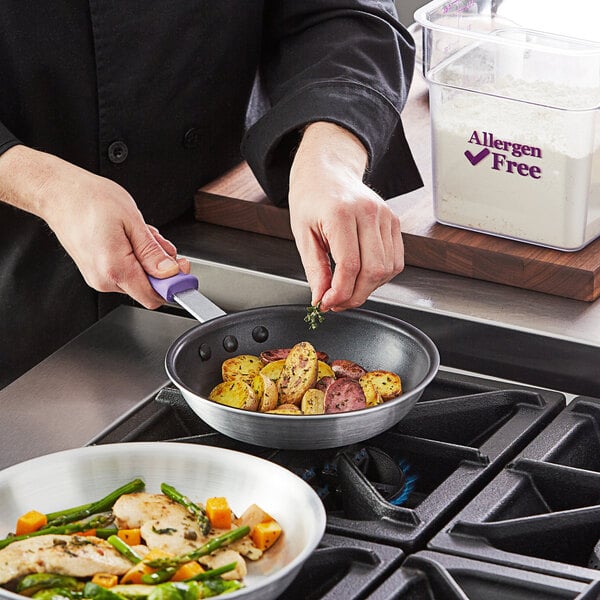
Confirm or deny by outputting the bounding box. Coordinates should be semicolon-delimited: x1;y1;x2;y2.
288;446;417;510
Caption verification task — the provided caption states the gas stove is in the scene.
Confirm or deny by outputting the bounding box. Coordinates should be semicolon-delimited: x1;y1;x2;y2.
91;366;600;599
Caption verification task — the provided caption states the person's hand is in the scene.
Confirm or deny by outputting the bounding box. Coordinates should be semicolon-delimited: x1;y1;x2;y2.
288;122;404;312
0;145;189;308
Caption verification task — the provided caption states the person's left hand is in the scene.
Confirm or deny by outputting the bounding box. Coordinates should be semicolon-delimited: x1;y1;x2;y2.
288;121;404;312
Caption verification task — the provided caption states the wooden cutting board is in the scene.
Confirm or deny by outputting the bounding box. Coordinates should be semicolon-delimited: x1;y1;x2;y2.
194;74;600;302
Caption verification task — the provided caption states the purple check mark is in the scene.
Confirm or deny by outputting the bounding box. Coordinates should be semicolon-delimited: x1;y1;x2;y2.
464;148;490;166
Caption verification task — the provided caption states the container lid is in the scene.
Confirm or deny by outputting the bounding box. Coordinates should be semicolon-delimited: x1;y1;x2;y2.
415;0;600;46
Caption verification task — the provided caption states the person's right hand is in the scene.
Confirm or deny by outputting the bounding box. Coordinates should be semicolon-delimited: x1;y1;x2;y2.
0;145;189;309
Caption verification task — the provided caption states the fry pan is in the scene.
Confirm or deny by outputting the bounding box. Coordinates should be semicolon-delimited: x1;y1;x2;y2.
151;274;440;450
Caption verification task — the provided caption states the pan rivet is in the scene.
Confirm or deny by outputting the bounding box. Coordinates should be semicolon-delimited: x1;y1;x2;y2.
252;326;269;343
223;335;239;352
198;343;212;361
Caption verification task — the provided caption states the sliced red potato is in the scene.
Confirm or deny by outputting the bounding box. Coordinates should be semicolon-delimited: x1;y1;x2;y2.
315;376;335;393
324;378;367;413
331;359;367;380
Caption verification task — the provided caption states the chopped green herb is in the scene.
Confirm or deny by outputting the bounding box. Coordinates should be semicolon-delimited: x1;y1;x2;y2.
304;302;325;330
152;526;177;535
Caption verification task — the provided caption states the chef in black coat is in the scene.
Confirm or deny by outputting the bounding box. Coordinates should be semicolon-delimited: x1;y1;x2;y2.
0;1;422;387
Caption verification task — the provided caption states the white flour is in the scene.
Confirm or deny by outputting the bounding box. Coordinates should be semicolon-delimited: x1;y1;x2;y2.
429;72;600;250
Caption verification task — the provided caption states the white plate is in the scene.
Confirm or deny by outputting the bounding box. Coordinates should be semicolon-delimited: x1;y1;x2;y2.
0;442;326;600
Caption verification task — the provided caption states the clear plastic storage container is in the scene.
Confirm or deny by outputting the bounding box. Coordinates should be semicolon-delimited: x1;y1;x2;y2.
414;0;600;250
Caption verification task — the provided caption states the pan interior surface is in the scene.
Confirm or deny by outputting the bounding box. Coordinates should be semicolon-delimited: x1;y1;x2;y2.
169;306;437;397
0;443;326;600
165;306;439;449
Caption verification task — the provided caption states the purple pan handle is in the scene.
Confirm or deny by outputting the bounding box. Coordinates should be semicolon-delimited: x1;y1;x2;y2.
148;273;198;303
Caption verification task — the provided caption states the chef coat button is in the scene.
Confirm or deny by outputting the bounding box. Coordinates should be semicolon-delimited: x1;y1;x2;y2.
108;141;128;164
183;127;201;149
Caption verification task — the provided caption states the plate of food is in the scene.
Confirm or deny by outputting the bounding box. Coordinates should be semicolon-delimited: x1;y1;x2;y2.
0;442;326;600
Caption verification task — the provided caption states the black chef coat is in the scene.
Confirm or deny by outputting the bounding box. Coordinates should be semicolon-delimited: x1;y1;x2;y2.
0;1;422;387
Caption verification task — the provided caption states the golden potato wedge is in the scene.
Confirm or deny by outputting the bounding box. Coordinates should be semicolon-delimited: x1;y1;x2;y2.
267;403;303;415
221;354;262;384
252;374;279;412
277;341;319;406
359;379;384;408
301;388;325;415
360;370;402;400
209;380;259;411
317;360;335;380
259;359;286;382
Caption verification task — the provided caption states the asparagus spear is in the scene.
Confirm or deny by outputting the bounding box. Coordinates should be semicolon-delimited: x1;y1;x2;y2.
0;513;114;549
107;534;143;564
44;478;145;527
144;526;250;570
160;483;210;536
185;562;237;582
141;561;238;586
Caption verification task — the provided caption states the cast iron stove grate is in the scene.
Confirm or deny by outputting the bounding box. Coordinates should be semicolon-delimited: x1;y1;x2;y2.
429;395;600;585
364;551;600;599
94;370;565;553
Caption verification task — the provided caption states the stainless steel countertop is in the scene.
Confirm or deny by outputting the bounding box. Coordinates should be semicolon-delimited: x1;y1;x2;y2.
1;217;598;470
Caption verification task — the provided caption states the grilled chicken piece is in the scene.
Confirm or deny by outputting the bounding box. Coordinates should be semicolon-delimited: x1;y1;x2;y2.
113;493;195;529
0;535;132;585
114;493;255;567
199;549;247;580
113;492;204;555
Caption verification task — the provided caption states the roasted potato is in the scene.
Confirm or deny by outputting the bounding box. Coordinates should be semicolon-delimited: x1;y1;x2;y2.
331;359;367;380
301;388;325;415
324;378;367;413
277;341;318;406
221;354;262;384
260;348;330;364
252;374;279;412
267;403;303;415
317;360;335;380
209;380;259;411
259;359;286;382
360;371;402;400
359;379;384;408
211;341;402;416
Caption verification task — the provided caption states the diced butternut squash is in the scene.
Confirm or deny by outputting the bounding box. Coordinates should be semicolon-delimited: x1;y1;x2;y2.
91;573;119;588
120;548;173;584
250;520;282;551
171;561;205;582
206;497;232;529
15;510;48;536
118;528;142;546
